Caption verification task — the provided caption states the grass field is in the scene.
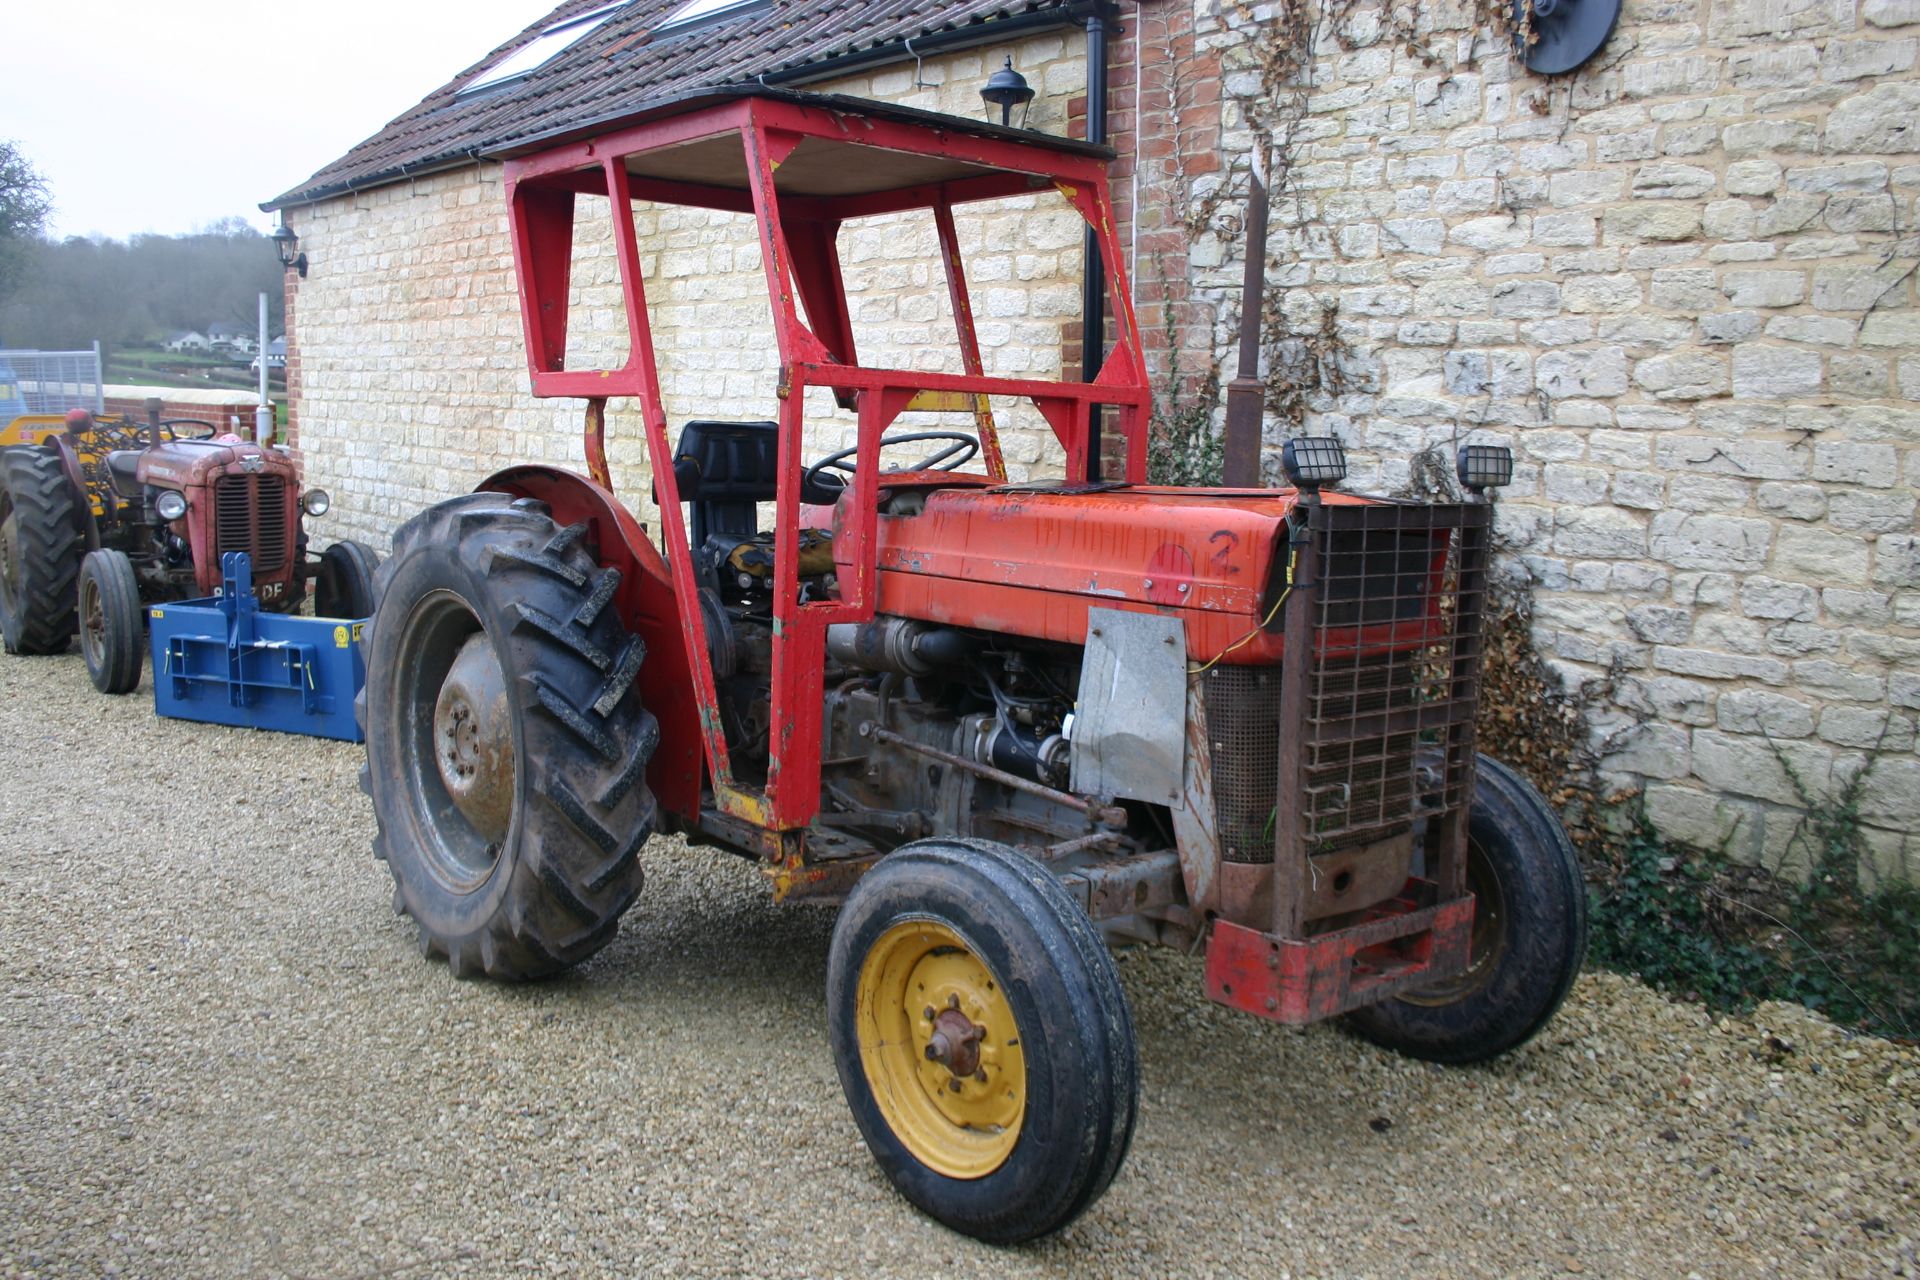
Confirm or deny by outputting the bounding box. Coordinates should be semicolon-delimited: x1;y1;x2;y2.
106;346;284;393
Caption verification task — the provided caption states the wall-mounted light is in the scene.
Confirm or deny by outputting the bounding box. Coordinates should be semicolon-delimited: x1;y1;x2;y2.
272;223;307;278
980;57;1034;129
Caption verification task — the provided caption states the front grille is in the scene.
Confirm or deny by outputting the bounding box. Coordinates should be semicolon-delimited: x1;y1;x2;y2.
1207;501;1490;868
214;475;288;574
1295;501;1488;853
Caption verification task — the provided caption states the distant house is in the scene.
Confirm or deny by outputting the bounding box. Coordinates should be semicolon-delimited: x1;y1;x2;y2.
206;324;258;355
164;331;208;353
248;337;287;375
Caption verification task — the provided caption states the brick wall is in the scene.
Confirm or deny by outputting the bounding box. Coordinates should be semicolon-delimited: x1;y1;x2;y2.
1194;0;1919;874
101;387;262;437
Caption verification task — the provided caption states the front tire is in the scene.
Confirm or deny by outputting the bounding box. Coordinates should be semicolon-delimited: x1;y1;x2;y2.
315;539;379;618
1344;755;1587;1063
78;549;144;695
361;492;658;980
0;446;82;655
828;839;1138;1244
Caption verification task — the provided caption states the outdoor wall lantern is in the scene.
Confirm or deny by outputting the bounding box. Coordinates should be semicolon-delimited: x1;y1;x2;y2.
980;58;1034;129
272;223;308;278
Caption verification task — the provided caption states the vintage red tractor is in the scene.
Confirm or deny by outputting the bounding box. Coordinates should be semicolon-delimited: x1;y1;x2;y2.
0;403;378;692
356;89;1585;1243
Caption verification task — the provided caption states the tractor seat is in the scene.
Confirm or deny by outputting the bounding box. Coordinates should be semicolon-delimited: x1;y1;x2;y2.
103;450;145;501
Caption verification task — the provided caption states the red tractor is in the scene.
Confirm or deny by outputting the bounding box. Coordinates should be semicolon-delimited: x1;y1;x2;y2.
0;403;377;692
358;89;1584;1244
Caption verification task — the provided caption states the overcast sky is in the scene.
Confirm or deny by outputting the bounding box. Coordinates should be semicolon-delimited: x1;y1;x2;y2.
2;4;554;241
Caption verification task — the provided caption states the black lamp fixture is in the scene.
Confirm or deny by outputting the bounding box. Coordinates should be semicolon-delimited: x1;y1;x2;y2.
980;57;1034;129
1280;436;1348;492
272;222;307;278
1456;443;1516;494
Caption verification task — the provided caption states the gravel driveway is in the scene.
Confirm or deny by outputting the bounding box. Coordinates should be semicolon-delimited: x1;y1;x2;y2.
2;648;1915;1278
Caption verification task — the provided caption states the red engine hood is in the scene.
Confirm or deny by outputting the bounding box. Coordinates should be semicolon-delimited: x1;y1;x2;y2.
136;439;296;490
838;483;1370;664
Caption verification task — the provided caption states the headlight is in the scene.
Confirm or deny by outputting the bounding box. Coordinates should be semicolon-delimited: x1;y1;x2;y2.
1280;436;1347;490
154;490;188;521
1456;444;1515;492
302;488;331;517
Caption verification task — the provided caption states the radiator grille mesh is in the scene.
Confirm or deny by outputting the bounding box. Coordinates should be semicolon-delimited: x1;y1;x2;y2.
1299;501;1485;853
1203;665;1281;863
214;475;288;574
1204;501;1489;864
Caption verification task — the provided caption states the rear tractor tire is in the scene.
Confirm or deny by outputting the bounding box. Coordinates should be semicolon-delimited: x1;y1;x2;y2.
828;838;1139;1244
359;492;658;980
1343;755;1588;1064
315;539;379;619
78;549;144;695
0;446;82;656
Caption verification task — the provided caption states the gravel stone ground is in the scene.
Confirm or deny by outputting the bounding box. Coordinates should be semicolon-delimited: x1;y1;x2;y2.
1;648;1916;1279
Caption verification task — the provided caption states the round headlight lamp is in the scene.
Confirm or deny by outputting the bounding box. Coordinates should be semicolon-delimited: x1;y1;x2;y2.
302;488;332;518
154;490;188;521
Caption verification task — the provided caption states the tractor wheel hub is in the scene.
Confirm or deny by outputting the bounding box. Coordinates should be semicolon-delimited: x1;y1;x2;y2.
923;1002;986;1078
433;632;514;842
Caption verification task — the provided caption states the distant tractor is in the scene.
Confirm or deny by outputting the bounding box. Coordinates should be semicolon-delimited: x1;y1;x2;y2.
0;402;378;692
356;90;1586;1244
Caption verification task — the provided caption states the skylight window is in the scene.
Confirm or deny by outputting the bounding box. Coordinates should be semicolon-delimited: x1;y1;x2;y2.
656;0;767;37
461;2;627;94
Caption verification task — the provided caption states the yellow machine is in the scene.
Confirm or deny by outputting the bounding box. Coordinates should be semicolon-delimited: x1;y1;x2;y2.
0;413;148;519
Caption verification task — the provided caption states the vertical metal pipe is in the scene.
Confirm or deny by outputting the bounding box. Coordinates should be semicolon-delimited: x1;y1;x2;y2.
1081;4;1109;482
1222;157;1270;486
256;291;273;444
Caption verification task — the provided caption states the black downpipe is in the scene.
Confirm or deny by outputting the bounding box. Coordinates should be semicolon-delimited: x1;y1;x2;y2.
1081;6;1110;482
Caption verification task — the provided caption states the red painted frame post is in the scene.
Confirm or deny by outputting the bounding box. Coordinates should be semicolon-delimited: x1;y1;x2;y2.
501;94;1154;840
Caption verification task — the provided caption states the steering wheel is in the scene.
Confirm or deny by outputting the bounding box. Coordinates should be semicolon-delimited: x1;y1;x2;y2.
157;418;219;441
803;431;980;500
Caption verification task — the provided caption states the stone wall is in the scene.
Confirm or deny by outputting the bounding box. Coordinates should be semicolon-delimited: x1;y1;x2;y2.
284;28;1088;545
1193;0;1918;873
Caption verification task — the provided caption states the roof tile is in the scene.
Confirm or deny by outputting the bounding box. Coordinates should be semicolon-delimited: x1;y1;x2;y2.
268;0;1077;207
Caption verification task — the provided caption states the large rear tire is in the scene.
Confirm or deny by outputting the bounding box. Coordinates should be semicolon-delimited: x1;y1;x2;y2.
78;549;144;695
0;446;82;655
1343;755;1587;1064
360;492;658;980
828;838;1138;1244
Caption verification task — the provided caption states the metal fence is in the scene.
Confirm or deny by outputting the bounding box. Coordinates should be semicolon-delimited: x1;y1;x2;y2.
0;344;105;416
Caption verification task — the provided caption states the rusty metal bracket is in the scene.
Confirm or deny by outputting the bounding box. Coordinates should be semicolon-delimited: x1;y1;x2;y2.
1055;849;1183;921
1205;880;1473;1023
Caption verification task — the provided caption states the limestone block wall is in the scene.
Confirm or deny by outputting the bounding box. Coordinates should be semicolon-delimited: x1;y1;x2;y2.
285;28;1088;543
1198;0;1919;872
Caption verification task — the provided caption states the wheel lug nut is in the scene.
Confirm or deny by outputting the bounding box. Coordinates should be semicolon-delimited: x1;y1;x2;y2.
974;1069;988;1083
948;1079;962;1093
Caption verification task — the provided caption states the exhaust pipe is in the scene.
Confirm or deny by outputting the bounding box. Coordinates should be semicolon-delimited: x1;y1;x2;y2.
1222;153;1271;487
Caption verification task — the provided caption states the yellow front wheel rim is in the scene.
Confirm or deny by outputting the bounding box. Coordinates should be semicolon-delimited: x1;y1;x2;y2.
855;920;1027;1180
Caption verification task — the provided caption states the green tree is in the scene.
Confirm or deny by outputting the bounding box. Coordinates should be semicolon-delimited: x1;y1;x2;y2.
0;140;53;299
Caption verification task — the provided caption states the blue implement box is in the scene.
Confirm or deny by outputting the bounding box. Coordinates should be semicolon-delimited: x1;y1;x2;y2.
149;552;367;742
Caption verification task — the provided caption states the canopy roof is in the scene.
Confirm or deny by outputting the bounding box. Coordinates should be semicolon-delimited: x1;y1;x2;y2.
501;87;1110;204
